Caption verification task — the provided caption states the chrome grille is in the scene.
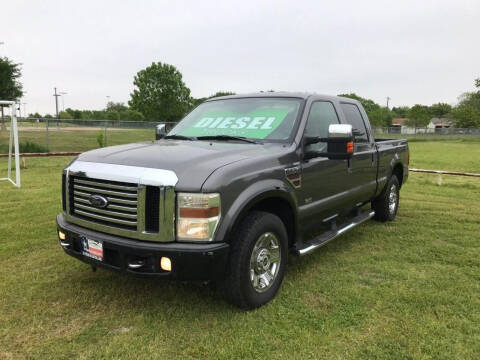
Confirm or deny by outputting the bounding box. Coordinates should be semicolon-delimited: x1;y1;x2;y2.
64;161;177;242
70;177;138;230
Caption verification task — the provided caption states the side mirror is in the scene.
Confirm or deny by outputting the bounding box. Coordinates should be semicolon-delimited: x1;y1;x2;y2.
302;124;354;161
155;123;167;140
323;124;354;160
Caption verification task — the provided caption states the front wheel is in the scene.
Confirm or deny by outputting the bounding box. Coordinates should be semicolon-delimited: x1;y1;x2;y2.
222;211;288;309
372;174;400;221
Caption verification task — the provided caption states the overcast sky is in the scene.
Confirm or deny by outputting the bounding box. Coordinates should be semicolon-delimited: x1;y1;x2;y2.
1;0;479;115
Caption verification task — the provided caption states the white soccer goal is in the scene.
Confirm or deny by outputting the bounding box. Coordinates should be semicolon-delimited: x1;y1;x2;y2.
0;100;20;188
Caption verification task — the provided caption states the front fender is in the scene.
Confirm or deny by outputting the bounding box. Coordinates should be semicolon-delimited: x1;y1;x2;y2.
214;179;299;244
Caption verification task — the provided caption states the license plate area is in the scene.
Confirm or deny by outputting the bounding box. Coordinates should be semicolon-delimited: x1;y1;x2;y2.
80;236;103;261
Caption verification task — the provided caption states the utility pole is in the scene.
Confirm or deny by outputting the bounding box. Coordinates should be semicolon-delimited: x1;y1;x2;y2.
386;97;391;109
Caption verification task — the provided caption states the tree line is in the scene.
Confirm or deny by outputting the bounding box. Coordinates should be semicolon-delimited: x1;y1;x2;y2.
1;57;480;128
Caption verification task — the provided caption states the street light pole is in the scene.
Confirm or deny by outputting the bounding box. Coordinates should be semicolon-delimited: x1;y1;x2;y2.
53;87;60;128
60;91;67;111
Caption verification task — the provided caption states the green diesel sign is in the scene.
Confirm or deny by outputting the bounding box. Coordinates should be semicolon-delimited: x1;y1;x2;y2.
180;109;290;139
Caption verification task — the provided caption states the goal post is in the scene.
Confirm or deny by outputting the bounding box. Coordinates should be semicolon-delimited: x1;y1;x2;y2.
0;100;20;188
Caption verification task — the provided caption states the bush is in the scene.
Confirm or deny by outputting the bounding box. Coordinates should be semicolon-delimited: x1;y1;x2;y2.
20;141;48;153
96;132;105;148
0;141;48;153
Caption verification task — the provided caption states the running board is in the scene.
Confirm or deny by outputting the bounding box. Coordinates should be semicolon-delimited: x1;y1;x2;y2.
295;210;375;256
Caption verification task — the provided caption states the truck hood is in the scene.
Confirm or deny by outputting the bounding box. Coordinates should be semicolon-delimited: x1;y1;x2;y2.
76;139;276;191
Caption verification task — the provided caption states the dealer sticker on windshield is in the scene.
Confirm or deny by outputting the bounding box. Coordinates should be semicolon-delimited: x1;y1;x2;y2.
80;236;104;261
179;109;290;139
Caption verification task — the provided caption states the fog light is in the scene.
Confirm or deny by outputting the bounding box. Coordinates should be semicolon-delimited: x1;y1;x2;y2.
160;257;172;272
58;231;66;241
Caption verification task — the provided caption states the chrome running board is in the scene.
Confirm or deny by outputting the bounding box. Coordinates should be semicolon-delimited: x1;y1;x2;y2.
295;210;375;256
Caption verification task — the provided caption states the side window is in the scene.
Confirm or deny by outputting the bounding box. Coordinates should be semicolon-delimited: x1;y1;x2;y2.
304;101;339;152
340;103;369;143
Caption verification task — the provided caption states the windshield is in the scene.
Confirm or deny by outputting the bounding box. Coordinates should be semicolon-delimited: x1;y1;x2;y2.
168;97;303;141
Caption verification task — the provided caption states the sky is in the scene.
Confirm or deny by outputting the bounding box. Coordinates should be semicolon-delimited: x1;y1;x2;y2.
1;0;479;115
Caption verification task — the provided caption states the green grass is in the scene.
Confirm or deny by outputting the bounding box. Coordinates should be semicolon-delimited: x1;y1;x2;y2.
0;128;155;153
409;140;480;173
0;144;479;359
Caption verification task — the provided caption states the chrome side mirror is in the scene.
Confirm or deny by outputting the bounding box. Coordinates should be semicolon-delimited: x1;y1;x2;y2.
303;124;354;161
323;124;354;160
155;123;167;140
328;124;353;139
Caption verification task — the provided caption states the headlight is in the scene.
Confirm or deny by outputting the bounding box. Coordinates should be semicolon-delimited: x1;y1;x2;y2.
176;193;221;242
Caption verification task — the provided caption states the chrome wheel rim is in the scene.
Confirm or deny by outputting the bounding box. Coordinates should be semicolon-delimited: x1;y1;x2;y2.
389;184;398;215
249;232;281;293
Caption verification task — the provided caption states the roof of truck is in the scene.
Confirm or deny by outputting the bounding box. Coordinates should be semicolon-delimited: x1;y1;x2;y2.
206;92;359;104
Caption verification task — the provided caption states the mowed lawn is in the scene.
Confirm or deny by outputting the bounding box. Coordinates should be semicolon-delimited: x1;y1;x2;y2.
0;127;155;153
0;142;479;359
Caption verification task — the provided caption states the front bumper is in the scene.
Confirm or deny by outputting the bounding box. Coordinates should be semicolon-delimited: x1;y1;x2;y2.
56;214;229;280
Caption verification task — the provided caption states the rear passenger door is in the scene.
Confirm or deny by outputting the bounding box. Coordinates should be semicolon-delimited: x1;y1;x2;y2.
340;102;377;205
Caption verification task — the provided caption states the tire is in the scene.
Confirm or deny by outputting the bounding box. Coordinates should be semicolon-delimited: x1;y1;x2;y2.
372;175;400;222
222;211;288;309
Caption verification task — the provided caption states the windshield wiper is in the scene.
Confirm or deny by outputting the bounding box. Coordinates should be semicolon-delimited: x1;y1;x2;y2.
197;135;259;144
163;134;197;141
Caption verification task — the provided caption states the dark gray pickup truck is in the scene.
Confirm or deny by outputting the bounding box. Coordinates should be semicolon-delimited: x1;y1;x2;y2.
57;93;409;309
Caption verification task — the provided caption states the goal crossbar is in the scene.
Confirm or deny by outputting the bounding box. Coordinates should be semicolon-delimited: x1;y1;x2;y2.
0;100;20;188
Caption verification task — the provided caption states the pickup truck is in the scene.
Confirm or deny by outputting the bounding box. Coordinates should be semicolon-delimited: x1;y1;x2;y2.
57;93;409;309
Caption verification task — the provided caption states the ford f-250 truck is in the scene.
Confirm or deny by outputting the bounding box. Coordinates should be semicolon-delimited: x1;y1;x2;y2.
57;93;408;309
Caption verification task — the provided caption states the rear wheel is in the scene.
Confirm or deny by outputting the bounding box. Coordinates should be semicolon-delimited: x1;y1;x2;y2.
372;175;400;222
222;211;288;309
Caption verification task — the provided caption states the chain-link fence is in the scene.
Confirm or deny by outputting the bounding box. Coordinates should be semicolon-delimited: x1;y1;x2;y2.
1;118;480;154
372;127;480;141
0;118;177;153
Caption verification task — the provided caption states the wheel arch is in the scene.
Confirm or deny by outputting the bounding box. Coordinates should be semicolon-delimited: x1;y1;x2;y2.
392;162;404;188
216;180;299;247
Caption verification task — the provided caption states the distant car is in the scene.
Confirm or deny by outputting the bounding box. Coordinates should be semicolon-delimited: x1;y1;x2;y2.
57;93;409;309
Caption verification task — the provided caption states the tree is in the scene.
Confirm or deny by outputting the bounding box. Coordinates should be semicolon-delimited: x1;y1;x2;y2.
406;104;430;127
58;110;73;119
65;108;82;119
29;112;42;119
450;106;480;128
209;91;236;98
192;91;236;108
338;93;380;113
123;109;144;121
105;110;120;121
129;62;192;122
0;57;23;130
457;90;480;110
368;107;393;127
392;106;410;118
106;101;128;113
428;103;452;118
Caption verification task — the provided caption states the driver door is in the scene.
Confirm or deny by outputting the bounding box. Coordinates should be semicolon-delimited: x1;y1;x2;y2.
298;101;351;228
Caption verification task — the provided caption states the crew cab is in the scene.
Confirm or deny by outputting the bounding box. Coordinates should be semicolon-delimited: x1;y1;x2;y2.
57;93;409;309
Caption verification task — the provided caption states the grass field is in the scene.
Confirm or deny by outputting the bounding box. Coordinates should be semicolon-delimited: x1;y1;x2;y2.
0;127;155;153
0;141;479;359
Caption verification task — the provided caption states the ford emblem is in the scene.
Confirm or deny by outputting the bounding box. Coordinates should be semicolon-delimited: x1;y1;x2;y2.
89;194;108;208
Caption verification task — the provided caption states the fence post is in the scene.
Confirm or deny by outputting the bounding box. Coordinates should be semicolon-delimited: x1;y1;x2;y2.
46;119;50;152
104;121;108;147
